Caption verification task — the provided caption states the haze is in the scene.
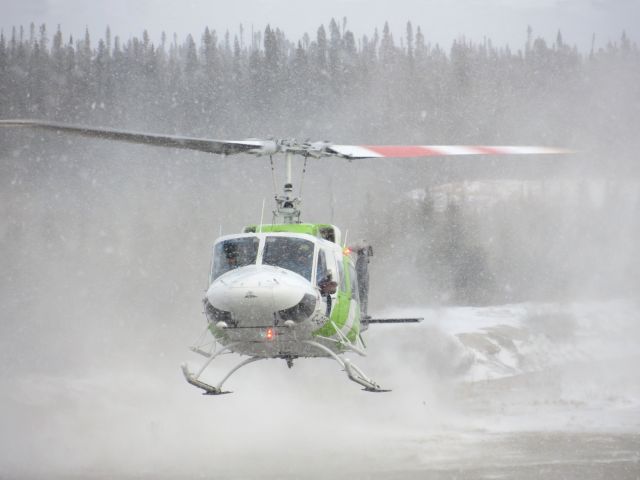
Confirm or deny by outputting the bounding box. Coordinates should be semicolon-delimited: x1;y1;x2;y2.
1;2;640;479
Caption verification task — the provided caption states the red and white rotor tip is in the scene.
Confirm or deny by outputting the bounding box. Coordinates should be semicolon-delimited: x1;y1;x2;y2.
329;144;572;159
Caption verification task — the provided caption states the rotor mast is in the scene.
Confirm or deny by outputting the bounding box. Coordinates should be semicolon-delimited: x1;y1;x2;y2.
273;151;302;224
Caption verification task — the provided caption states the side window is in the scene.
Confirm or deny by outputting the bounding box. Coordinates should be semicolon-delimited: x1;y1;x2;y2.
316;250;328;285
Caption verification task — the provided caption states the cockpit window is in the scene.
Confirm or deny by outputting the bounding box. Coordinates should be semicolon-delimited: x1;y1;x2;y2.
262;236;314;280
212;237;260;280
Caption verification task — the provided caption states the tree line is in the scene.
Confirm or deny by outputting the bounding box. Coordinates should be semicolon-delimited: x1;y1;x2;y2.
1;20;638;143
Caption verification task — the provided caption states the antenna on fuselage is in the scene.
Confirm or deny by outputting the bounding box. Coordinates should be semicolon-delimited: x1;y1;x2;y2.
258;198;266;233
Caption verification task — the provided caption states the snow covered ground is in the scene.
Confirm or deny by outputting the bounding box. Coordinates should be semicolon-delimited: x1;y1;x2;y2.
1;301;639;478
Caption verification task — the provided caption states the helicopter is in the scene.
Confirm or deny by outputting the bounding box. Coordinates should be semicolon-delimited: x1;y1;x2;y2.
0;119;570;394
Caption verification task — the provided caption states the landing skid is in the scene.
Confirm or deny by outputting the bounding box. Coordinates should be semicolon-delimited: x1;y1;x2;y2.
181;364;231;395
181;333;265;395
302;340;390;392
183;326;389;395
181;356;264;395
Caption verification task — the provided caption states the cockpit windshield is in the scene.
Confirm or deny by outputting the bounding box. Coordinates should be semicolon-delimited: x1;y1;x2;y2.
212;237;260;280
262;236;314;280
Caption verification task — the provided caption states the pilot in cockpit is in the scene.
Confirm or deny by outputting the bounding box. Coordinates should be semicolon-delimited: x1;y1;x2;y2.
223;245;240;270
291;242;313;279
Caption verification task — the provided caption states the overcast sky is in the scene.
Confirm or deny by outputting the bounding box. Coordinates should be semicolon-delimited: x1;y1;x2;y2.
2;0;639;52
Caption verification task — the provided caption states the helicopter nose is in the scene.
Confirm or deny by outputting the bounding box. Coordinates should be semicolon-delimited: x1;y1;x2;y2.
206;265;316;326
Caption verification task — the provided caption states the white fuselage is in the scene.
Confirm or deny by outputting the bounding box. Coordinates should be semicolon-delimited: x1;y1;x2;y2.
204;232;344;358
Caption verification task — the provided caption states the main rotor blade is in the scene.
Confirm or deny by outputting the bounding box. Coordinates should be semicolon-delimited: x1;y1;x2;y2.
0;119;272;155
0;119;572;159
327;145;572;159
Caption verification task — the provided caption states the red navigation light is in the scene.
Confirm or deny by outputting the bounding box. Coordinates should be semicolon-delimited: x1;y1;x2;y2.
266;328;274;340
343;247;352;255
